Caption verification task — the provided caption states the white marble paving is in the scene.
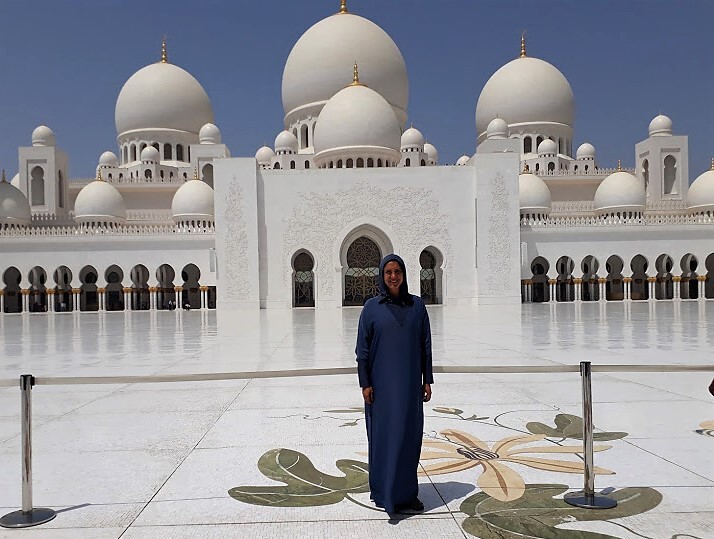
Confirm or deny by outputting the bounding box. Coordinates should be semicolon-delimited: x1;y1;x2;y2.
0;302;712;538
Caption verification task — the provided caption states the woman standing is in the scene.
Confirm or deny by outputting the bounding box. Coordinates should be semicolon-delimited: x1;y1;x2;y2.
356;254;434;513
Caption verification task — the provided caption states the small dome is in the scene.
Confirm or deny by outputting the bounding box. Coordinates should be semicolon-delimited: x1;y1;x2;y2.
594;169;646;214
313;82;401;161
74;176;126;224
688;162;714;214
537;138;557;155
519;172;551;214
456;155;471;166
199;123;221;144
255;145;276;166
576;143;595;160
32;125;56;147
424;142;438;165
140;146;160;162
648;114;672;137
115;60;214;136
401;127;425;151
275;130;299;154
172;177;214;223
282;11;409;127
10;173;20;188
486;118;508;139
99;151;119;167
0;175;31;226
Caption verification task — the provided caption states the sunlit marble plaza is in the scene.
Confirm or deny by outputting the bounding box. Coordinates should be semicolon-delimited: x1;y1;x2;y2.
0;303;712;538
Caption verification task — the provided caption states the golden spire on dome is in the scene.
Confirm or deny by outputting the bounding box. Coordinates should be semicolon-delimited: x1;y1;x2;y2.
710;157;714;171
617;160;622;171
161;37;168;63
193;168;199;180
349;61;364;86
97;169;104;182
520;31;527;58
1;170;6;183
339;0;348;14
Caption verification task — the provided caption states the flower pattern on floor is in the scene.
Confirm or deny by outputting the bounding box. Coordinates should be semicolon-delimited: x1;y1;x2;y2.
227;408;701;538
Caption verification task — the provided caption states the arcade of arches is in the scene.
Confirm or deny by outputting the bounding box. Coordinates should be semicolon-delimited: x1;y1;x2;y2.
1;263;216;314
523;253;714;303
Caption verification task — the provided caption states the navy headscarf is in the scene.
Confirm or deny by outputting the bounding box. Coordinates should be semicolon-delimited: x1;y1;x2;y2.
378;254;414;306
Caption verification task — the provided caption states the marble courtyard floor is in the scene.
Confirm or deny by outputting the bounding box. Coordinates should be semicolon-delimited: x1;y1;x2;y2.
0;302;712;538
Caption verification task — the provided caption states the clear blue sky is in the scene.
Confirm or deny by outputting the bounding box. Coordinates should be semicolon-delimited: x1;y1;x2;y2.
0;0;712;178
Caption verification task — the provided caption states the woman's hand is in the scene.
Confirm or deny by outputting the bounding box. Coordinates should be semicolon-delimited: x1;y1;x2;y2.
362;386;374;404
423;384;432;402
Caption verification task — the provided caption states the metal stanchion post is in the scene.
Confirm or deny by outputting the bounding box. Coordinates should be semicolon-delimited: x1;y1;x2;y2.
564;361;617;509
0;374;56;528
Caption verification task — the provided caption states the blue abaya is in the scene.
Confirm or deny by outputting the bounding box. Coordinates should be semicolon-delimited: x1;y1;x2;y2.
355;254;434;513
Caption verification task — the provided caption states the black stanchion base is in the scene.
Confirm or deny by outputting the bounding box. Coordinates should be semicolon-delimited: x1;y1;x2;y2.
0;508;57;528
564;491;617;509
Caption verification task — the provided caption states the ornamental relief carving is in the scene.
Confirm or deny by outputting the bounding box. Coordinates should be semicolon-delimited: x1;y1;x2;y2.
223;182;250;302
283;181;453;297
485;172;513;296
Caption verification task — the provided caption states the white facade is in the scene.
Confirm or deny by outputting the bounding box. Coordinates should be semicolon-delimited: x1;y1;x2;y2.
1;2;713;314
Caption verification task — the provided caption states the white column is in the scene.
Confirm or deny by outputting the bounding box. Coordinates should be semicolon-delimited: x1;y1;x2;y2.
22;291;29;312
124;289;131;310
624;279;630;300
699;277;706;299
0;293;4;313
575;279;582;302
648;279;656;301
99;290;105;311
149;289;156;310
673;278;681;300
201;288;207;309
599;280;606;301
47;292;55;313
175;288;180;309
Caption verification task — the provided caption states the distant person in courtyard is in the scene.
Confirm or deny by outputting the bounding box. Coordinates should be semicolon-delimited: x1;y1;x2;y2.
355;253;433;514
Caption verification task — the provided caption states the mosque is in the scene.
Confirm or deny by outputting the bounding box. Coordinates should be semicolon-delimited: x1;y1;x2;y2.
1;0;713;313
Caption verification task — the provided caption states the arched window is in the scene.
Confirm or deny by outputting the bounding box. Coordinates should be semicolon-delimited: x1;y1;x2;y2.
536;136;544;148
642;159;649;195
145;169;152;179
663;155;677;194
419;249;439;304
305;160;310;169
290;160;296;170
535;163;540;172
58;170;64;208
405;158;411;167
377;159;383;167
176;144;184;162
131;144;137;162
347;158;354;168
160;170;164;179
524;137;532;153
356;158;364;168
367;158;374;168
548;162;555;172
30;166;45;206
421;159;426;166
293;252;315;307
337;160;343;168
202;164;214;187
164;143;172;160
300;124;309;149
343;236;381;306
574;165;578;172
123;146;128;164
274;163;281;169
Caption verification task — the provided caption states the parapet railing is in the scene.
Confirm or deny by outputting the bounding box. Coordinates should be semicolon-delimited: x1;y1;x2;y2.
0;362;712;527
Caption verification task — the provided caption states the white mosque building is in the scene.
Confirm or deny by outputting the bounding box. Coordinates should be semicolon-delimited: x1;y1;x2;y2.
1;1;713;314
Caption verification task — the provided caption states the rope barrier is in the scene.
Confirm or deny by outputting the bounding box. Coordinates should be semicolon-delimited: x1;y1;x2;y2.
0;364;712;388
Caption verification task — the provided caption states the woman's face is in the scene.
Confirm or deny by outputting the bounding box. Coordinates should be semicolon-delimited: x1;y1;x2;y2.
383;261;403;296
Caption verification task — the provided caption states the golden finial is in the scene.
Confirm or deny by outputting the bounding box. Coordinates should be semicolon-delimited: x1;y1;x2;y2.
161;37;168;63
520;31;527;58
339;0;348;14
350;61;362;86
97;169;104;181
711;157;714;171
1;170;6;182
522;163;530;173
617;160;622;171
193;168;199;180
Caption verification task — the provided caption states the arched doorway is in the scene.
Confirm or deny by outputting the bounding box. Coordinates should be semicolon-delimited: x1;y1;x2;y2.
28;266;48;312
680;253;698;299
530;257;550;303
655;254;674;300
30;166;45;206
581;255;599;301
555;256;574;302
156;264;176;310
2;267;22;313
343;236;381;306
181;264;201;309
130;265;150;310
706;253;714;299
53;266;73;312
419;249;441;305
292;251;315;308
104;265;124;311
630;255;649;300
79;266;99;311
605;255;624;301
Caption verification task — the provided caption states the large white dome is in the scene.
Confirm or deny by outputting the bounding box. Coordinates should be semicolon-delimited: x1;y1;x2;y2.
115;60;214;136
0;175;31;226
519;172;551;214
688;163;714;214
172;179;214;223
74;177;126;224
313;83;401;157
476;56;575;138
594;169;646;214
282;10;408;127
